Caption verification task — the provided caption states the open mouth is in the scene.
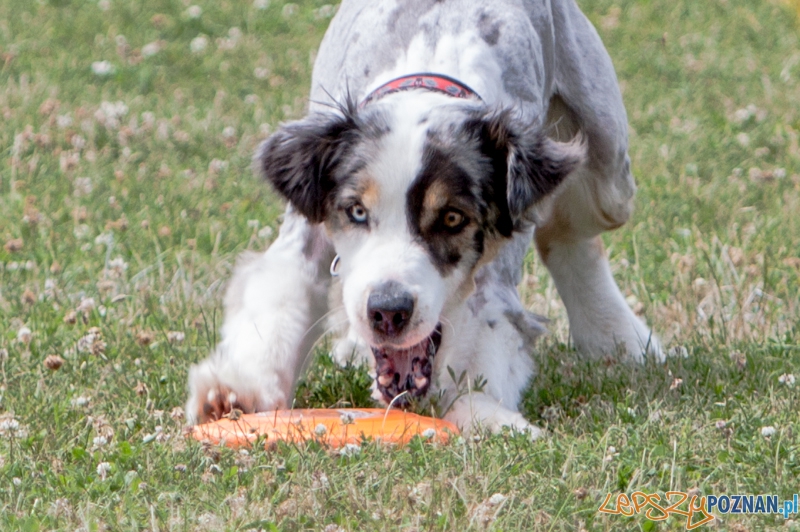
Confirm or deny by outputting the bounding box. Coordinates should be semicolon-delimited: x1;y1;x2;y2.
371;324;443;407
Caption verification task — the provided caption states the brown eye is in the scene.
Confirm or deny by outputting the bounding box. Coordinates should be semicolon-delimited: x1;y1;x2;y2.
442;210;466;230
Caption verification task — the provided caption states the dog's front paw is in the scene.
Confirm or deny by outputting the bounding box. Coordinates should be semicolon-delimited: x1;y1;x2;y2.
199;385;252;422
445;394;545;440
185;358;287;425
485;410;545;440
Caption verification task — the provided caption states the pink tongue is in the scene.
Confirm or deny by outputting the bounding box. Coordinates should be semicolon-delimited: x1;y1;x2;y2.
372;338;431;405
377;340;427;381
386;344;418;376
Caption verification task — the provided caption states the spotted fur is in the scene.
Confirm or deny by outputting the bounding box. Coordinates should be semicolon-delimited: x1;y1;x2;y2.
186;0;663;436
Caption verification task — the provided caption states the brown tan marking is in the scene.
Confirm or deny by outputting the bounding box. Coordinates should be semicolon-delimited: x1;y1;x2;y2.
325;173;382;231
359;175;381;210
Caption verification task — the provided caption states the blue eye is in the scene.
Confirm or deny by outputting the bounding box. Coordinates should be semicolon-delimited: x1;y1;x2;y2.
347;203;369;224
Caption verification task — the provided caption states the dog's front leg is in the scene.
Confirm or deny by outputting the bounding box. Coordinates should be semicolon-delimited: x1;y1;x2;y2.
445;393;544;440
186;209;333;425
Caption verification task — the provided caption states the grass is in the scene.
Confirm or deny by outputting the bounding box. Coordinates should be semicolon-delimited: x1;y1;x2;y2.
0;0;798;530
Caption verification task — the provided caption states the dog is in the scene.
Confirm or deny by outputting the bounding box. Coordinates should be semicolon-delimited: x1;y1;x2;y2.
185;0;663;435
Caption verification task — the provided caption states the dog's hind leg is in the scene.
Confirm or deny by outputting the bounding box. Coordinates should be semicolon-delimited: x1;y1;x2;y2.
532;2;662;362
186;209;334;424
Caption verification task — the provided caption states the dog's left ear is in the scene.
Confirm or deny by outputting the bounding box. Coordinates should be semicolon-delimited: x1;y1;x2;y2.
469;111;586;234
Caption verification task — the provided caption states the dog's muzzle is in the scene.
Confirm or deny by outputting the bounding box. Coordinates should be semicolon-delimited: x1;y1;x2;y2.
372;324;442;407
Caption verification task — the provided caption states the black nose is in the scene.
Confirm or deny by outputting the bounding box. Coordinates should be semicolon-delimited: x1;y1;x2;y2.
367;282;415;338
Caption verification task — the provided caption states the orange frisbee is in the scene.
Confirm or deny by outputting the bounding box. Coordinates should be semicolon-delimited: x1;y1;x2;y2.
191;408;459;449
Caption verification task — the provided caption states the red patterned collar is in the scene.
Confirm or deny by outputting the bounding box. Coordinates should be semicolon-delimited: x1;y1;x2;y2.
360;73;483;108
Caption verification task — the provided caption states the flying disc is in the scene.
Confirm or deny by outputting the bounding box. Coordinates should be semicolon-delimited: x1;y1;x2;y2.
191;408;459;449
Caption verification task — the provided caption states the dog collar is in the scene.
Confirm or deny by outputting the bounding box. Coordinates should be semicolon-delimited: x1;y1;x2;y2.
360;73;483;108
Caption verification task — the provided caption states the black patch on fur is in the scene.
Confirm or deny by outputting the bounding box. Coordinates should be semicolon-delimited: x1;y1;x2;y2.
406;110;582;275
407;146;481;274
478;11;502;46
257;100;388;223
462;111;583;222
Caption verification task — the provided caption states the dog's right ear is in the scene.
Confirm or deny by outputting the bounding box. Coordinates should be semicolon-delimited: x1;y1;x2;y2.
256;112;360;224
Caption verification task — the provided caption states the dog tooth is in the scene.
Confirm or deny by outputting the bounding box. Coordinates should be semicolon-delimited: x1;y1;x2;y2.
378;374;393;387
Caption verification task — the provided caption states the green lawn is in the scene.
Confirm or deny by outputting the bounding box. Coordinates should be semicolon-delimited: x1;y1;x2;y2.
1;0;798;530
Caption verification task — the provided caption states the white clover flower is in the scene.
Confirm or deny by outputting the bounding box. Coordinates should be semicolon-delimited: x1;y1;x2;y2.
282;3;298;17
604;445;619;462
313;4;336;20
314;423;328;437
94;101;128;130
71;396;91;407
94;232;113;246
421;428;437;440
110;101;128;117
186;5;202;18
208;158;228;173
339;412;355;425
736;133;750;147
73;224;91;240
254;67;270;80
96;462;112;480
98;0;111;11
733;108;751;124
258;226;274;239
339;443;361;457
488;493;508;506
12;477;21;486
108;257;128;273
91;61;115;76
167;331;185;343
668;346;689;359
217;28;242;51
57;114;73;128
77;297;96;313
73;177;93;197
0;414;28;439
190;35;208;54
76;329;104;354
779;373;796;387
92;436;108;448
141;111;155;129
17;326;32;344
0;418;20;434
247;220;260;229
253;0;269;9
222;126;236;139
141;41;161;58
761;426;777;437
71;135;86;150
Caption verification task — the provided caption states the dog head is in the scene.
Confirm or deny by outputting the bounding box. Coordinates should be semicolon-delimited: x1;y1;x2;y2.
257;92;584;402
